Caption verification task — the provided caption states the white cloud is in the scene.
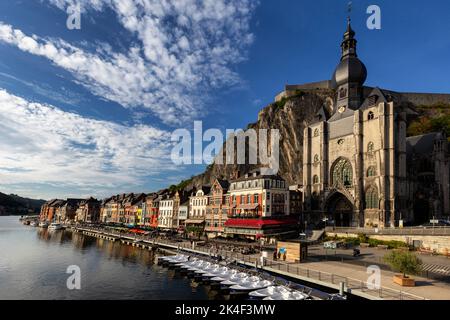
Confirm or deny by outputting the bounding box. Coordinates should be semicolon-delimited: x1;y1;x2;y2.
0;88;176;197
1;0;257;125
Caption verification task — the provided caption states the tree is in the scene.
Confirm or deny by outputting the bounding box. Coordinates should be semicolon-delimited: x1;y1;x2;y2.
384;250;423;278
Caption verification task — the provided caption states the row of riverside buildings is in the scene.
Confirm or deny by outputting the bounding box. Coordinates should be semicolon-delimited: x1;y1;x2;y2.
39;169;303;242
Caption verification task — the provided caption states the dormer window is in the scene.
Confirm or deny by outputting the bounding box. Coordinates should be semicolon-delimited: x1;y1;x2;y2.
338;106;346;114
368;95;378;106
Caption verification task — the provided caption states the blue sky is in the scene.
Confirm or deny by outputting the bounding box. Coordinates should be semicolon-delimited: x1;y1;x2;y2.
0;0;449;200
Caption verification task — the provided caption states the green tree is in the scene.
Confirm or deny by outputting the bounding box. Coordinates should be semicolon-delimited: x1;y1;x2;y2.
384;250;423;278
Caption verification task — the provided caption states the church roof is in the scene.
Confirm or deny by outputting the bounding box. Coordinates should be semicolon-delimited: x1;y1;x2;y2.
406;132;444;155
328;106;355;122
359;87;388;110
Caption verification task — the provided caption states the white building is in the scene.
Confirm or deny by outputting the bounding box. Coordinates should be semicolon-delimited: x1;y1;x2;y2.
158;197;174;230
178;201;189;228
188;188;209;220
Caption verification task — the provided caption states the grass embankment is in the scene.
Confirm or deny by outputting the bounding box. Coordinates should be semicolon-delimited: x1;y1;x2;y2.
324;233;408;250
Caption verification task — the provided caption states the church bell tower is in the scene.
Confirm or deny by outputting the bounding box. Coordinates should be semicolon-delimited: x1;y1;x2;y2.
331;19;367;113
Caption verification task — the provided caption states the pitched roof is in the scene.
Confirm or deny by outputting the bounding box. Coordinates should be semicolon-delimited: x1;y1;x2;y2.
406;132;444;155
359;87;388;110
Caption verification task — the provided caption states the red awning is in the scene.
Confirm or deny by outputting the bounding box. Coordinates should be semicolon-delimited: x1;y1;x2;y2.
224;217;298;229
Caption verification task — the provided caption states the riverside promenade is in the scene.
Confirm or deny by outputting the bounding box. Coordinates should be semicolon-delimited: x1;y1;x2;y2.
69;226;450;300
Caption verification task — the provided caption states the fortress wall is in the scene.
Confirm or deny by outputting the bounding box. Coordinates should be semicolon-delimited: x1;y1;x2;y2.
400;93;450;106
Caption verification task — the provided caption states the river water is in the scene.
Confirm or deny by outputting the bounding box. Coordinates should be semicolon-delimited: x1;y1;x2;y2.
0;216;210;300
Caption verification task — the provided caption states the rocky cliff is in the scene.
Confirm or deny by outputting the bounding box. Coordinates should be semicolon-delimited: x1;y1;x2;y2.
186;88;334;190
179;86;449;192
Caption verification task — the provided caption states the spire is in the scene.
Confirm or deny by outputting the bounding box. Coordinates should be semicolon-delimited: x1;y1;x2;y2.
341;18;357;59
331;14;367;112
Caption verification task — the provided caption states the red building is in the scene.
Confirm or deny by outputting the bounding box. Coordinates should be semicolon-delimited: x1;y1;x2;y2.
144;194;160;229
224;169;298;242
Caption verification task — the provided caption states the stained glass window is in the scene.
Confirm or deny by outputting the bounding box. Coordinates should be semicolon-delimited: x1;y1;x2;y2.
367;166;376;177
365;187;379;209
313;175;319;184
332;158;353;187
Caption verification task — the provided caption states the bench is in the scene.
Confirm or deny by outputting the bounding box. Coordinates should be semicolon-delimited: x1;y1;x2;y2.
377;245;389;250
360;243;370;248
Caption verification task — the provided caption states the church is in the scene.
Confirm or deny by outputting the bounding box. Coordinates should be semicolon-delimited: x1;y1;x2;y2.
295;20;450;228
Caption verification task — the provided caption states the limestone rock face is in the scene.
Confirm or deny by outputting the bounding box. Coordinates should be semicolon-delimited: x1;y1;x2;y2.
180;87;449;193
187;89;334;189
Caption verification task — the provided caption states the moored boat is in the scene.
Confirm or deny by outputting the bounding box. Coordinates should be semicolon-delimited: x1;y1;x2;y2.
39;221;49;228
229;279;273;295
48;223;63;230
263;290;310;301
249;286;295;300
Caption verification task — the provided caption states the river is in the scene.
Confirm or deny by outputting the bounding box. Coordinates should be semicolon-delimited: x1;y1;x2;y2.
0;216;211;300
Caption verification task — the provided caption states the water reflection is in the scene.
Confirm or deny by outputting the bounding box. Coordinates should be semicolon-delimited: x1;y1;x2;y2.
0;217;209;300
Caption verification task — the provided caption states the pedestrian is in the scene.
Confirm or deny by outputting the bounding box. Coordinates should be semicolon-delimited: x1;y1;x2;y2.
283;252;286;261
273;250;277;261
277;251;281;260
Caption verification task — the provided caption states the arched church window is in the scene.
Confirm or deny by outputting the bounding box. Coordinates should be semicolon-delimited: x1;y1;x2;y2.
339;88;347;99
331;158;353;187
314;129;320;137
313;175;319;184
367;142;375;153
368;111;375;121
367;166;376;177
314;155;320;163
365;187;379;209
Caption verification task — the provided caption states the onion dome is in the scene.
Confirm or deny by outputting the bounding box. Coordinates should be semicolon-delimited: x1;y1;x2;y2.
331;19;367;88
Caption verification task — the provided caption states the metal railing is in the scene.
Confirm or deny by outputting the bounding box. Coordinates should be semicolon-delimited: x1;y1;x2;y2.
326;226;450;236
263;259;427;301
70;225;428;301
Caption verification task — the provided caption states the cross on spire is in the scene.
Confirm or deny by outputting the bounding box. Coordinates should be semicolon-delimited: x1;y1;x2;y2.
347;1;353;22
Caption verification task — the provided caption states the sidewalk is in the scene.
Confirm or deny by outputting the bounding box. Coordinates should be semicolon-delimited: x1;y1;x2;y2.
265;258;450;300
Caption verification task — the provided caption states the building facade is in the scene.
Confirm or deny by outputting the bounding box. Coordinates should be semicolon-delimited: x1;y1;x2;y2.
75;197;101;223
143;194;160;228
178;201;189;230
302;20;450;228
224;170;297;241
158;196;174;230
186;187;210;236
205;180;229;238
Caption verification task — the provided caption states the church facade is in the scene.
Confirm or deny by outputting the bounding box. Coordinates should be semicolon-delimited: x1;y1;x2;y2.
301;20;449;228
